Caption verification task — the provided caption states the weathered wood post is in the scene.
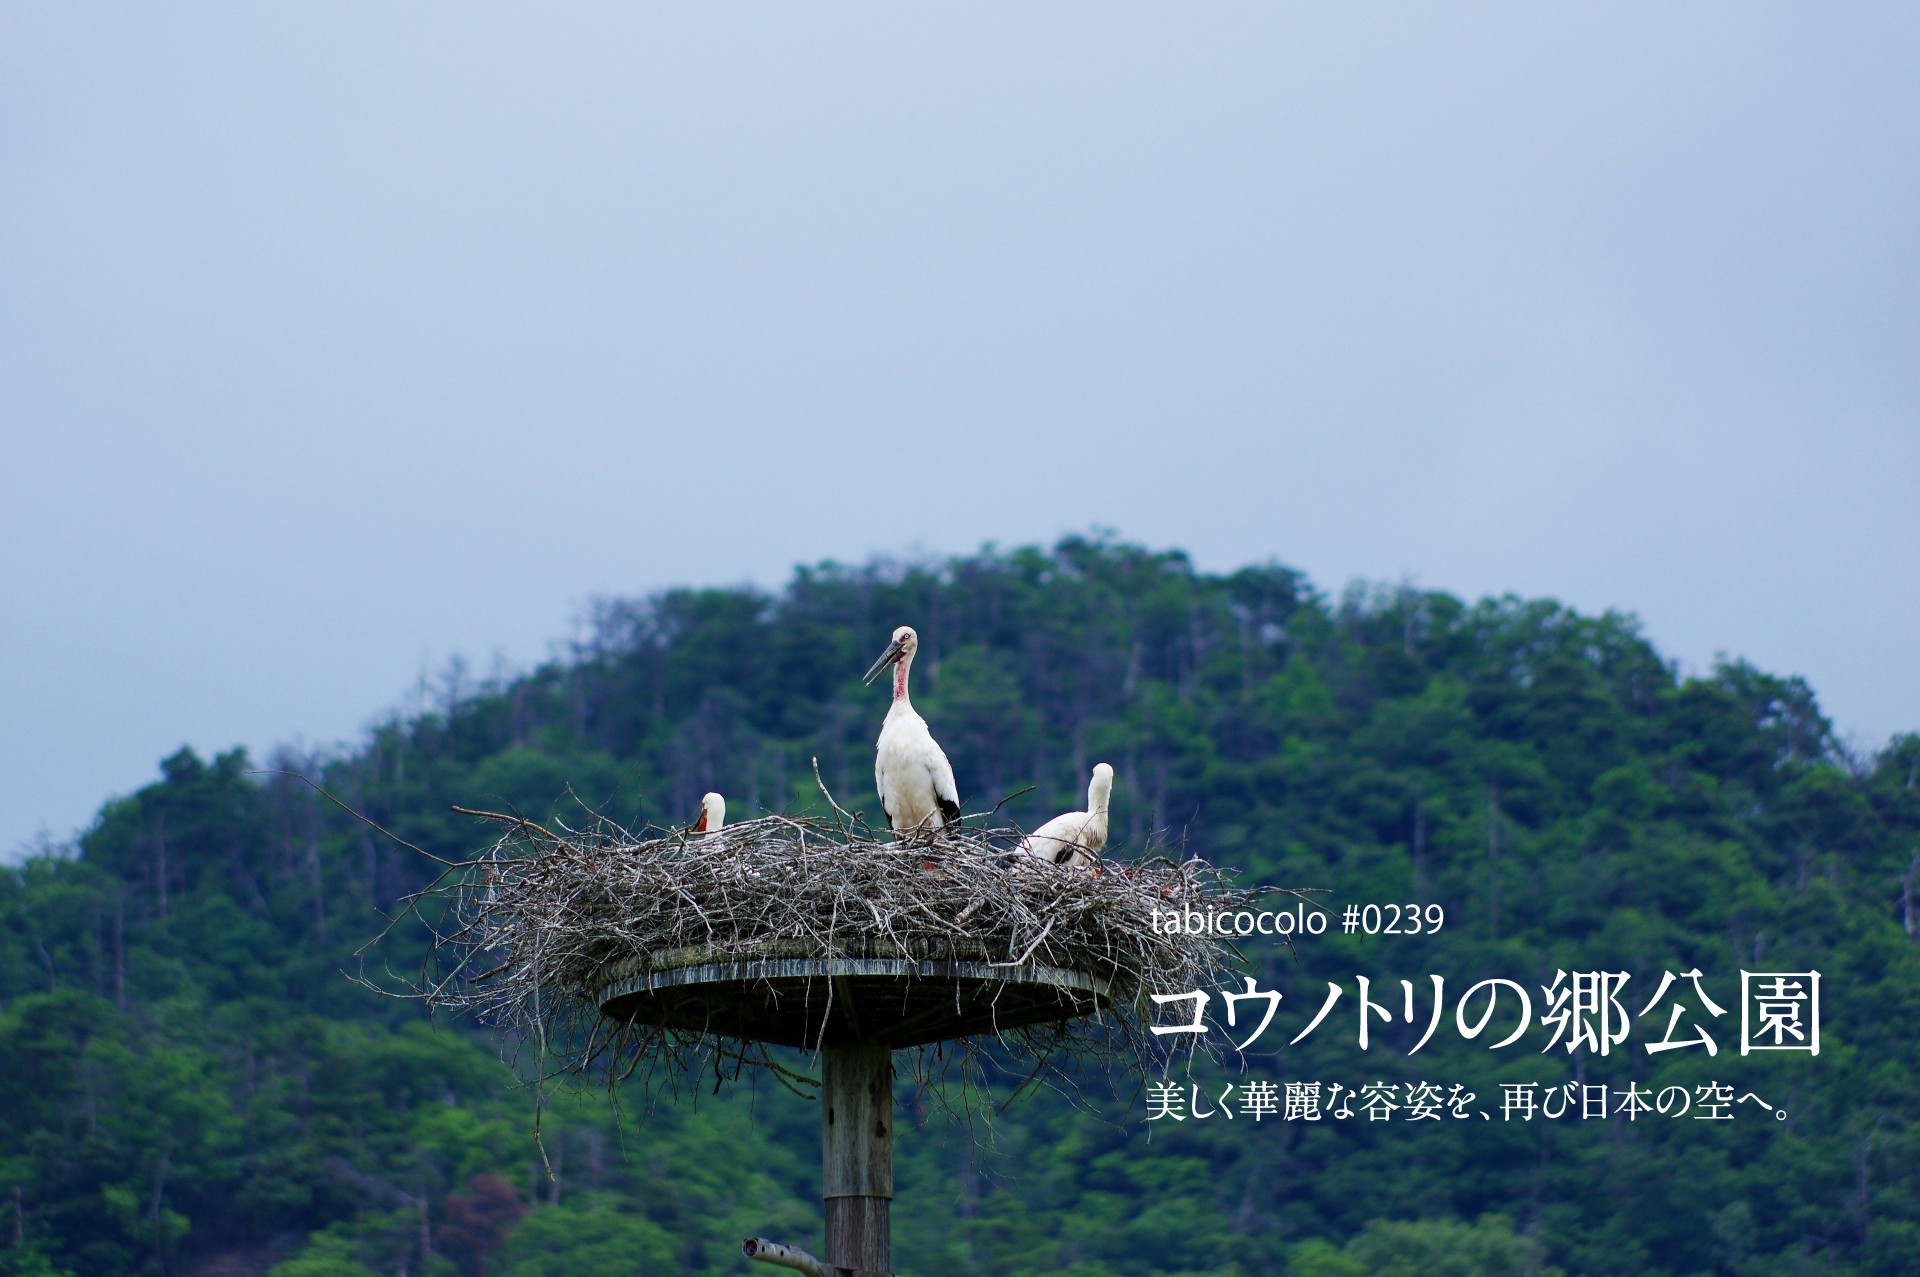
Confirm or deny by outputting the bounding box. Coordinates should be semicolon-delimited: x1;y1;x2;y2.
822;1042;892;1274
599;952;1116;1277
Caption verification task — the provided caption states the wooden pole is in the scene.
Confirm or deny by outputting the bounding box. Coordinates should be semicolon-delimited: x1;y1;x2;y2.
743;1237;828;1276
822;1042;892;1275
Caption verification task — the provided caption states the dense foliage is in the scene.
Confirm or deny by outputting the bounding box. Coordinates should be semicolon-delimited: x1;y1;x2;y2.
3;536;1916;1276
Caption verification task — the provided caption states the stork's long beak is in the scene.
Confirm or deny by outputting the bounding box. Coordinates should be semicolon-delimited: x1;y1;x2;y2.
692;809;709;833
863;638;905;686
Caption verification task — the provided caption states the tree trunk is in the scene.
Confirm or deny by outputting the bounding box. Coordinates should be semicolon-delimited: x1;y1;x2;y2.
153;814;168;926
113;889;126;1009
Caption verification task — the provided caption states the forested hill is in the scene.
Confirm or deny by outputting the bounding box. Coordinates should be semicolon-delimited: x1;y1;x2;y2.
4;537;1917;1277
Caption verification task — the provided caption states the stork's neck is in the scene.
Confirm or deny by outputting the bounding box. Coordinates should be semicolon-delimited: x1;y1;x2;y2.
892;654;912;705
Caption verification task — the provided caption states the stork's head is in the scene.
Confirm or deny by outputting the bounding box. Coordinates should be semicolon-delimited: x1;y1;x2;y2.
862;625;919;685
1089;762;1115;810
693;791;725;834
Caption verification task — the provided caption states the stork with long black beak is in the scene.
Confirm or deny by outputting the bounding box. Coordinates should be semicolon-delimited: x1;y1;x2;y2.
691;791;725;839
1017;763;1113;870
863;625;961;837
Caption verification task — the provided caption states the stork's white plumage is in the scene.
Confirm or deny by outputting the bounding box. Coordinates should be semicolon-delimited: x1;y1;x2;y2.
1018;763;1113;869
692;791;726;839
862;625;961;837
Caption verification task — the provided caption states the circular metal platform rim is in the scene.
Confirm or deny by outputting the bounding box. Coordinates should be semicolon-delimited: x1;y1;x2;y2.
596;953;1114;1008
592;944;1121;1047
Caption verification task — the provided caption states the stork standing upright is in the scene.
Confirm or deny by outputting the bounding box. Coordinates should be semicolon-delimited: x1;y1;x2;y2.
1017;763;1114;870
862;625;961;837
692;791;726;839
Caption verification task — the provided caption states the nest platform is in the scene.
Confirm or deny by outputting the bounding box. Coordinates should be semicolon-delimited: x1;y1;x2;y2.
408;806;1271;1091
595;943;1113;1048
398;803;1278;1277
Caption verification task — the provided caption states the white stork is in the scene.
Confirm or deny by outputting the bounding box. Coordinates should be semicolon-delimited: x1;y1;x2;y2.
691;791;725;839
862;625;961;837
1017;763;1113;869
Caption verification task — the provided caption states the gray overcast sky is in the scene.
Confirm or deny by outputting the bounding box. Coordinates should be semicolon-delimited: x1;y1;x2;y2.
3;4;1916;858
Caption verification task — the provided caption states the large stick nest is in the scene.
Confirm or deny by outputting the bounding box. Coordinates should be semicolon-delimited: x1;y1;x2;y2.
386;801;1281;1105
